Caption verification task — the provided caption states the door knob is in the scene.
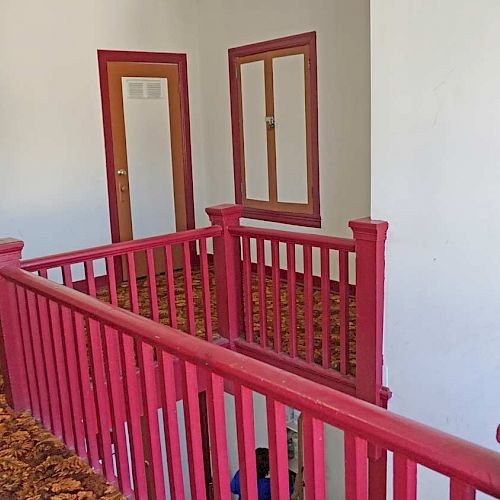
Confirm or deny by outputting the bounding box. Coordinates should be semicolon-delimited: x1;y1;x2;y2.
117;169;128;176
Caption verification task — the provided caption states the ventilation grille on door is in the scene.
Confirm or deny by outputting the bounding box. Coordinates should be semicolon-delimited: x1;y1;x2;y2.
126;78;164;99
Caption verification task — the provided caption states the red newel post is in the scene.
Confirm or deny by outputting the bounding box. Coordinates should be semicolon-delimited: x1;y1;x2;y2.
206;204;243;346
349;218;388;405
349;217;388;500
0;238;30;411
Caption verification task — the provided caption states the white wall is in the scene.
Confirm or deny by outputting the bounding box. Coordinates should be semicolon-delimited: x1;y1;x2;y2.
0;0;207;259
195;0;371;238
371;1;500;498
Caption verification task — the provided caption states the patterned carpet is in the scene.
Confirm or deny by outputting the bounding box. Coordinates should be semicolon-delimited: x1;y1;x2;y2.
0;379;124;499
96;265;357;375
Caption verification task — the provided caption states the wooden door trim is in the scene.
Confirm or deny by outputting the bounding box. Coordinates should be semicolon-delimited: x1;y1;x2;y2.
97;50;195;244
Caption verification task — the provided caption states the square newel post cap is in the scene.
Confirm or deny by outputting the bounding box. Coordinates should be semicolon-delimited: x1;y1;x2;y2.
0;238;24;266
349;218;389;242
206;204;243;226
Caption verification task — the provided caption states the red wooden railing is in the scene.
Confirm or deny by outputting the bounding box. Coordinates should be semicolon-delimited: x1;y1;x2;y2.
15;205;391;497
1;248;500;498
21;226;222;343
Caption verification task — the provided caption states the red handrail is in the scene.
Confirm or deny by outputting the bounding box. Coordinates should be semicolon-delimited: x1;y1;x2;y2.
2;265;500;497
229;225;355;252
21;226;222;271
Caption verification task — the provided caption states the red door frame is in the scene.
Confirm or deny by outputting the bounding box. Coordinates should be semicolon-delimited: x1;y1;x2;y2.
97;50;196;244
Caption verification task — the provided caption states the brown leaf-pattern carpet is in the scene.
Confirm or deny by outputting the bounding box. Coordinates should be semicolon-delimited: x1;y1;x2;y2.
96;265;357;375
0;378;124;499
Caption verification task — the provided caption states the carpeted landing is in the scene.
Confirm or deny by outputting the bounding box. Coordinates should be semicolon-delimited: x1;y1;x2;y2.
96;265;357;374
0;378;124;499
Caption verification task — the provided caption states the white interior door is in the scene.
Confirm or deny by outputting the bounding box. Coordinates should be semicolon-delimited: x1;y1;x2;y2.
121;77;177;239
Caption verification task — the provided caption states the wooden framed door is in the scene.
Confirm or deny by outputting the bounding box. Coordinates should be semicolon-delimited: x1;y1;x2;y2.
98;50;195;274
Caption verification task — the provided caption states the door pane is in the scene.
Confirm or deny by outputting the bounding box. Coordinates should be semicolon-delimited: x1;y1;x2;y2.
273;55;308;204
241;61;269;201
122;77;176;239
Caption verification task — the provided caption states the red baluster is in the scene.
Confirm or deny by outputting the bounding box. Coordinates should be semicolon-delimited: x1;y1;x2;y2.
450;479;475;500
320;248;331;369
47;300;74;448
146;248;159;322
138;340;165;498
339;250;349;375
234;384;258;500
87;315;114;481
59;306;90;464
26;290;51;427
101;325;132;495
16;287;40;417
344;433;368;499
242;236;253;342
303;245;314;363
393;454;417;500
199;238;213;341
84;260;97;297
271;240;282;353
164;245;178;328
257;238;267;348
37;294;62;437
181;360;207;499
158;350;186;499
303;414;326;499
184;241;196;335
266;398;289;499
206;371;230;500
126;252;140;314
105;256;118;306
286;243;297;357
119;332;147;497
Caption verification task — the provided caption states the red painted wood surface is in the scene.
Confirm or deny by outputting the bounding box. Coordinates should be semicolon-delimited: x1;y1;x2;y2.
234;384;258;500
21;226;221;272
37;294;62;437
393;454;417;500
320;247;331;369
102;325;132;495
206;204;243;345
286;243;297;357
206;371;231;500
16;286;39;416
450;479;476;500
303;245;314;363
266;398;289;499
164;244;178;329
242;236;253;341
1;263;500;498
271;240;282;353
256;237;267;348
158;351;186;499
344;433;368;499
182;361;207;499
339;250;350;375
183;241;196;335
230;225;355;251
199;238;213;341
146;248;160;322
303;414;326;499
349;218;389;499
